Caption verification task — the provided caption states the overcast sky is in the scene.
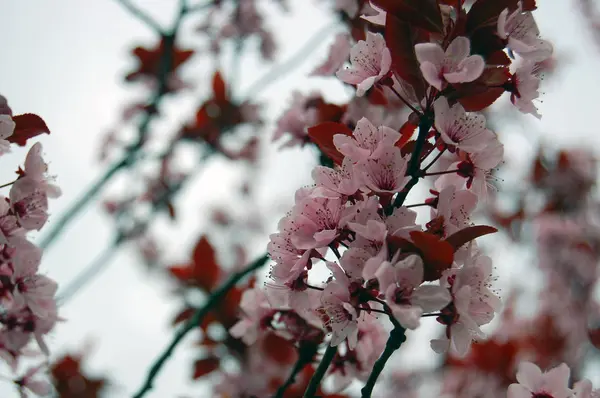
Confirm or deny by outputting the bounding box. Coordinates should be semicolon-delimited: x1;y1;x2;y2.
1;1;599;397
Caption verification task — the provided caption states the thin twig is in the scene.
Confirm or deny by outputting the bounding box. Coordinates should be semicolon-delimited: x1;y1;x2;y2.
114;0;165;33
132;253;270;398
302;344;337;398
39;2;192;251
56;235;122;303
241;22;340;101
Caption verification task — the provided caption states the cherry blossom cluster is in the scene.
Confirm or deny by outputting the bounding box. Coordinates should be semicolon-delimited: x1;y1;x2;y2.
0;95;59;397
231;0;562;396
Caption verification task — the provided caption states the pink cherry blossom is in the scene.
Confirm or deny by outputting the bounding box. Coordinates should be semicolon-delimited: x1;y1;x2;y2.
435;138;504;198
336;32;392;96
574;379;600;398
319;265;359;349
333;117;400;163
376;254;451;329
415;36;485;91
357;147;410;194
230;288;276;345
0;114;15;155
287;194;354;251
360;1;386;26
385;206;420;238
272;91;320;148
432;249;500;357
13;275;58;319
498;5;554;62
511;60;542;118
14;363;52;398
312;157;361;197
17;143;61;198
430;186;478;237
433;97;495;153
311;33;351;77
507;362;573;398
327;318;387;392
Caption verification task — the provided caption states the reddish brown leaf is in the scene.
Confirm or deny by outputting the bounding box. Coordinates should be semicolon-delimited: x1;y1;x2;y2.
522;0;537;11
8;114;50;146
307;122;353;165
125;39;194;85
171;307;194;326
445;225;498;251
410;231;454;281
192;357;220;379
168;264;194;282
486;50;512;66
212;71;227;103
192;236;221;291
397;120;417;149
457;86;505;111
452;65;509;111
385;15;426;100
262;333;297;365
374;0;443;33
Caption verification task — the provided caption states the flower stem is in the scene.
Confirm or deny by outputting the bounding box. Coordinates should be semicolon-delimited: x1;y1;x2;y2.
302;344;337;398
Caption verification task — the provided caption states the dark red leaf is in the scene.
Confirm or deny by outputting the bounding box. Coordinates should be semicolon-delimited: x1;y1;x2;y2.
192;357;220;379
212;71;227;103
307;122;353;165
262;333;297;364
457;86;505;111
397;120;417;149
410;231;454;281
400;139;435;157
172;307;195;326
486;50;512;66
373;0;443;33
445;225;498;251
385;15;427;100
522;0;537;11
192;236;221;291
366;86;389;105
451;65;510;111
8;114;50;146
168;264;194;282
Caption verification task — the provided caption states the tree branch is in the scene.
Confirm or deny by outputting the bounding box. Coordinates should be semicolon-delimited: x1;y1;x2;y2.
302;344;337;398
386;113;434;215
241;22;340;101
274;343;317;398
131;253;270;398
39;3;191;251
114;0;165;33
360;325;406;397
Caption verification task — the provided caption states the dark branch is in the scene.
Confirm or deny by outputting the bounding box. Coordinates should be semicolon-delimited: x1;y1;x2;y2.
131;253;270;398
386;113;434;215
302;344;337;398
360;325;406;397
114;0;165;33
